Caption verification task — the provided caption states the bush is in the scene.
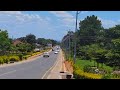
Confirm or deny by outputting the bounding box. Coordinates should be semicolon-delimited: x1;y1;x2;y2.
83;65;91;72
0;56;10;64
9;56;20;62
3;56;9;64
32;53;36;56
102;74;111;79
23;56;28;60
0;58;4;64
23;55;31;60
18;54;23;60
73;65;102;79
83;65;97;73
31;52;41;56
113;66;120;71
102;73;120;79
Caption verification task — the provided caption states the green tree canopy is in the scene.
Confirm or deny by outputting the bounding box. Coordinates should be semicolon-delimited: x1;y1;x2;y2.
78;15;103;45
0;30;11;55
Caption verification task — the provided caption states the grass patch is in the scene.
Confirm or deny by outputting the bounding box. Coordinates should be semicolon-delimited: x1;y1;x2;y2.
73;65;102;79
75;59;113;73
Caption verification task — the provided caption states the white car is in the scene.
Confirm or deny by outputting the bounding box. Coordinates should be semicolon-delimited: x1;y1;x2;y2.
56;50;60;52
43;52;49;57
54;51;58;54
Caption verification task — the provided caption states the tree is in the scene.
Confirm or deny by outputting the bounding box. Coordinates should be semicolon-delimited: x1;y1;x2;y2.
16;43;32;54
17;37;26;43
77;44;107;68
36;38;47;47
25;34;36;49
0;30;11;55
108;25;120;39
105;39;120;68
78;15;103;46
47;39;58;46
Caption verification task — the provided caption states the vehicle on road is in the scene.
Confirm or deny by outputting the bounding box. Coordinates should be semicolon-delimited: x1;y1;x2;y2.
54;51;58;54
43;52;49;57
56;50;60;52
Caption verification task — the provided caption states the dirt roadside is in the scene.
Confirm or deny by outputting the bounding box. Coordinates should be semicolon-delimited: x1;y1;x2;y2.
64;60;73;74
61;51;73;79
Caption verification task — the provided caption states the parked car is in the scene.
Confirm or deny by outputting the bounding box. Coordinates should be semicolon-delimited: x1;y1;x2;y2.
43;52;49;57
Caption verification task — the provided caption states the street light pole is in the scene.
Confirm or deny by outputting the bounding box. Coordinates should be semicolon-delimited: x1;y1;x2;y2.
73;11;80;64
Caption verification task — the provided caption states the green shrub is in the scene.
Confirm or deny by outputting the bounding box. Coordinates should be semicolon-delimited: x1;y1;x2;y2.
0;56;10;64
102;73;120;79
83;65;91;72
23;55;31;60
83;65;97;73
23;56;27;60
18;54;23;60
9;56;20;62
0;58;4;64
3;56;9;64
102;74;111;79
73;65;102;79
27;55;31;57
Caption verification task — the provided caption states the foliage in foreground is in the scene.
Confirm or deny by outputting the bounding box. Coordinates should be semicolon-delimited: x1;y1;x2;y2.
73;65;102;79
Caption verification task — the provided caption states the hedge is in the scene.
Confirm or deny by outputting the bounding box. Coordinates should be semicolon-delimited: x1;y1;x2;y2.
73;65;102;79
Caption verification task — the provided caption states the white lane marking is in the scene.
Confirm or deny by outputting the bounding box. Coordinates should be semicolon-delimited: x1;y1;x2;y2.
0;70;17;77
0;50;53;78
41;51;60;79
46;59;60;79
46;50;63;79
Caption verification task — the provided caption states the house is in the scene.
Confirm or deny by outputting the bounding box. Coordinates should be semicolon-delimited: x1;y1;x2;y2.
34;43;43;51
47;44;52;48
12;39;23;46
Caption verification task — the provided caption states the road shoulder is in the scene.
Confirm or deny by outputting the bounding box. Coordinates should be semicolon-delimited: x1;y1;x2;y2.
43;50;63;79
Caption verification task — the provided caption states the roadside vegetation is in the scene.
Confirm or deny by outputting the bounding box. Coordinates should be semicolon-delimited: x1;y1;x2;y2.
61;15;120;79
0;29;59;65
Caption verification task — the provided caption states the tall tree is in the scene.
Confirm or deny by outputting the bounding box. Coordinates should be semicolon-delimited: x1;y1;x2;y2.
36;38;47;47
0;30;11;55
78;15;103;46
25;34;36;49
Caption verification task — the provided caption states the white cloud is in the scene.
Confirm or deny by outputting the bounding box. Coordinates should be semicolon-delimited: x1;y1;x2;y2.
49;11;74;18
0;11;45;24
98;17;119;28
49;11;75;28
0;11;22;15
81;11;89;14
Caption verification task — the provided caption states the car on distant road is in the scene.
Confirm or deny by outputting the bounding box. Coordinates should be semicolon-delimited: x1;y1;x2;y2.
56;49;60;52
54;51;58;54
43;52;49;57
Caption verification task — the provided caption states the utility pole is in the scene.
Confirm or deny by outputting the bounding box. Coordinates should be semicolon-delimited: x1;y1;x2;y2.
68;30;71;60
73;11;81;64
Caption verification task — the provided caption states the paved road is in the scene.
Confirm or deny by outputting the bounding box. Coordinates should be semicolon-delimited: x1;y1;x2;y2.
0;47;60;79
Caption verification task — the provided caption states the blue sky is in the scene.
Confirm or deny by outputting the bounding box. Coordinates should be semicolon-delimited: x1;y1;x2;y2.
0;11;120;41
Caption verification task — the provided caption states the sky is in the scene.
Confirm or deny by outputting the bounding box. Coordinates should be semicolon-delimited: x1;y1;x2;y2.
0;11;120;41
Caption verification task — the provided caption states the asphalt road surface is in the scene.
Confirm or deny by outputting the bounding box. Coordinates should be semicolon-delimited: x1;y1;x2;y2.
0;47;60;79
